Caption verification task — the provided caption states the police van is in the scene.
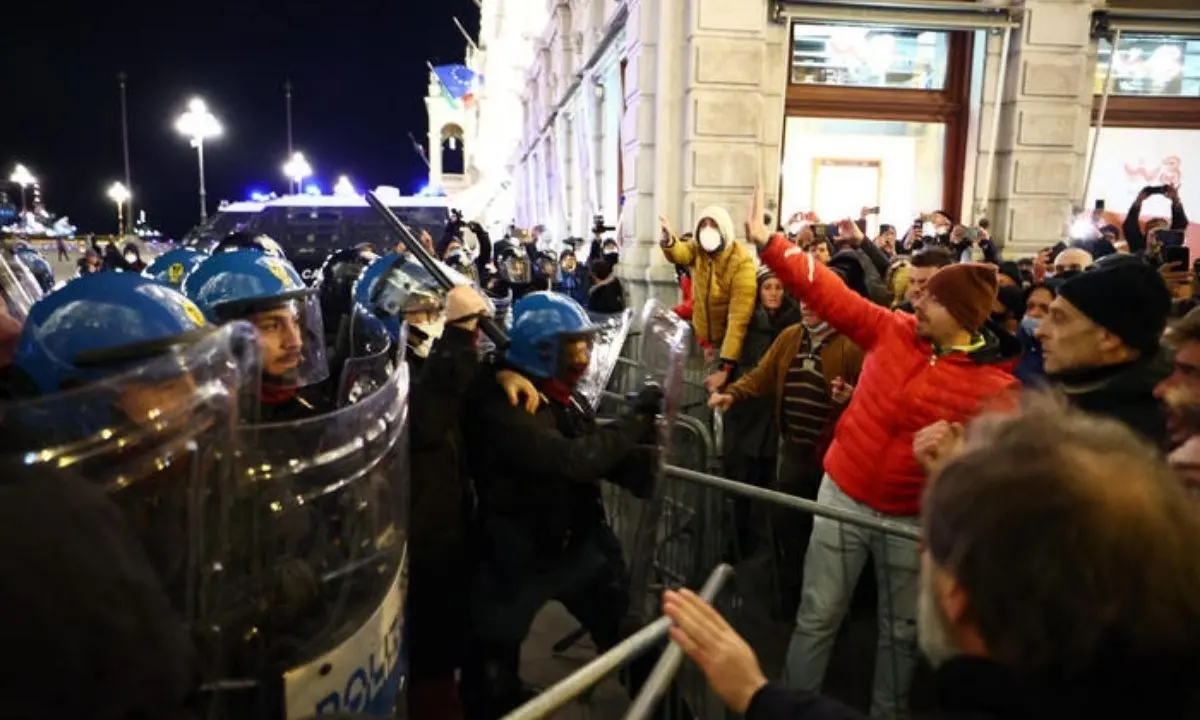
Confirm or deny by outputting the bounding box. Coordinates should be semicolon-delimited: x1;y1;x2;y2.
182;200;266;249
184;189;452;283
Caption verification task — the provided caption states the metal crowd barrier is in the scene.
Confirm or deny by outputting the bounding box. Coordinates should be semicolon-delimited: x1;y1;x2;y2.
524;331;926;718
502;563;735;720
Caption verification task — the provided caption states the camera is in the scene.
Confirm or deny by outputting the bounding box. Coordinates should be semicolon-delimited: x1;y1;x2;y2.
592;214;616;236
449;208;464;223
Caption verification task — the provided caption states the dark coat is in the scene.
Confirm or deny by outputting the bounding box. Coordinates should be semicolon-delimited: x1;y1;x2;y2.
1053;354;1170;448
744;656;1200;719
406;325;480;677
723;299;801;460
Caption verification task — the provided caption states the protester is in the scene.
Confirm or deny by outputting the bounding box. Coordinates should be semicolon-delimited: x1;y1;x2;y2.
123;243;147;272
1123;184;1189;260
1013;283;1057;386
1052;247;1092;277
1035;262;1171;445
716;267;802;557
897;247;953;313
1154;306;1200;447
664;402;1200;719
709;297;863;612
745;187;1019;717
659;208;757;392
586;257;626;314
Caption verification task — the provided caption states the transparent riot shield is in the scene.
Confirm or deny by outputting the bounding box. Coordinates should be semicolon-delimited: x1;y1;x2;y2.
576;308;634;409
0;253;43;322
233;360;411;719
0;321;261;680
604;300;690;621
337;306;402;408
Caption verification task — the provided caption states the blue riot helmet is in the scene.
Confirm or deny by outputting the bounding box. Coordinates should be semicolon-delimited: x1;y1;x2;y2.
354;252;485;359
316;245;379;347
213;230;287;260
12;246;54;292
505;291;601;385
143;247;208;290
184;250;328;389
11;273;214;396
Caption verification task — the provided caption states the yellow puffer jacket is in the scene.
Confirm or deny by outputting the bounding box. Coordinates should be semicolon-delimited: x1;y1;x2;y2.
661;205;758;364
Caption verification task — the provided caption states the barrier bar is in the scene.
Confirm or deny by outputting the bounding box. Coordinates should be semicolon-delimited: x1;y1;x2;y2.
663;465;921;541
500;563;735;720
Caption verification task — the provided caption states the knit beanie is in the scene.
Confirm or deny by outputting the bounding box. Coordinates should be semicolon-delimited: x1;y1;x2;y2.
756;265;776;287
924;263;999;333
1057;263;1171;355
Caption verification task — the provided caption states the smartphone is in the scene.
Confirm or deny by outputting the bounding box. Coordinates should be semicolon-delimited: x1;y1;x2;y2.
1163;244;1190;269
811;223;829;239
1159;229;1186;247
1146;185;1168;195
1094;199;1105;211
963;227;981;241
865;206;881;215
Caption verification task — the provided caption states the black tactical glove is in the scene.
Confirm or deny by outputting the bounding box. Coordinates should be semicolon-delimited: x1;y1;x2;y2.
630;382;665;418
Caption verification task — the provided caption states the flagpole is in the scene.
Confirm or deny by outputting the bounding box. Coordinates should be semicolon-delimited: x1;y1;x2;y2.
426;61;459;108
452;17;479;53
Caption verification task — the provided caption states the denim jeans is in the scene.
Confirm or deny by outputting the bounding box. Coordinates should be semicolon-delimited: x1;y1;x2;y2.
783;474;920;719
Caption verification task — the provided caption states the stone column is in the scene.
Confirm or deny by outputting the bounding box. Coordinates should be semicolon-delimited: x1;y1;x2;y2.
986;0;1097;257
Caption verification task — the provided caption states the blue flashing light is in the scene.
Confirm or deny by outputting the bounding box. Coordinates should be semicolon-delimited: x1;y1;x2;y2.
249;190;271;202
415;182;444;198
303;183;323;196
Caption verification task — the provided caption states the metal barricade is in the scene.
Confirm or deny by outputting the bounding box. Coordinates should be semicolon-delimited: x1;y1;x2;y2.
503;564;735;720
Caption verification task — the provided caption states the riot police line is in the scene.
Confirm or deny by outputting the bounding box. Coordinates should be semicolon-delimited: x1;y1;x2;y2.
0;206;684;720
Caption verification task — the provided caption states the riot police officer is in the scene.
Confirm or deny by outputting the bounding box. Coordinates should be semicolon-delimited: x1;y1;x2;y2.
458;291;663;719
184;248;330;421
489;243;536;302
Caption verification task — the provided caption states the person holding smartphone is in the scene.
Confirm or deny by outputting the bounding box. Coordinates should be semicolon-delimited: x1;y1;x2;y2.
1123;184;1189;263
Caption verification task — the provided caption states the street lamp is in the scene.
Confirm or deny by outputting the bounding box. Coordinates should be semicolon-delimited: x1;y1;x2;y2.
174;97;222;223
107;182;130;237
283;152;312;194
333;174;357;197
9;164;36;213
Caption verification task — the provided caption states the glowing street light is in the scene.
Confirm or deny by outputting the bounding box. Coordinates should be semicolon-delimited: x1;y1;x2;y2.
174;97;222;223
9;164;36;213
283;152;312;194
107;182;131;237
333;174;357;197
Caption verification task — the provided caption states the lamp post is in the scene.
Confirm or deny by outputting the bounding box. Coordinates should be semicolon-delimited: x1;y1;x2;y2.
9;164;36;213
107;182;130;237
283;152;313;195
174;97;222;223
333;174;357;197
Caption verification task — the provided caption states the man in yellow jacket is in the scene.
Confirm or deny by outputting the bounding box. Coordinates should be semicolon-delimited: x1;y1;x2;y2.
660;206;758;390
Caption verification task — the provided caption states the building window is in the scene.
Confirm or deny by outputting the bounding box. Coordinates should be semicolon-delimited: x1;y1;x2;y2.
790;24;951;90
1095;35;1200;98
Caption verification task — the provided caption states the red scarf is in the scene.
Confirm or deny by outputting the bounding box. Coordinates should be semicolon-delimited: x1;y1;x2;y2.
260;382;297;405
540;366;586;405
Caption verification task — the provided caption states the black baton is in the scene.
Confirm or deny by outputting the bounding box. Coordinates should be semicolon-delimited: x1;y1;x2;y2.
364;191;509;349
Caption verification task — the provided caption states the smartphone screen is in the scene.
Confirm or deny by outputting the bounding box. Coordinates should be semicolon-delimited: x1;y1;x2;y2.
1159;229;1186;247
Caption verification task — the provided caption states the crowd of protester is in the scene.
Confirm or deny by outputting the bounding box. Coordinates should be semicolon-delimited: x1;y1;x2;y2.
649;183;1200;717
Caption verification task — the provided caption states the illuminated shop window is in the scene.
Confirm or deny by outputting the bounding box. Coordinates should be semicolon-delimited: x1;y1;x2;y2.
790;24;950;90
1096;35;1200;98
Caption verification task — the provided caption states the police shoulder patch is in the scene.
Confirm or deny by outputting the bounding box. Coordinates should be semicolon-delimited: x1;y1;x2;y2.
167;262;186;285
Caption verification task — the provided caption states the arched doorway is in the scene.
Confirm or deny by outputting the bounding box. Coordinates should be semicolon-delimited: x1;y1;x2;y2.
441;123;465;175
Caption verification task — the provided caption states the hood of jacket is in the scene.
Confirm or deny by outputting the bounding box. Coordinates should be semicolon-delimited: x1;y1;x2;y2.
695;205;738;254
971;320;1025;366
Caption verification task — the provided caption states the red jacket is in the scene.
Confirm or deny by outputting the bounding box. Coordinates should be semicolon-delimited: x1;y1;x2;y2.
760;235;1018;516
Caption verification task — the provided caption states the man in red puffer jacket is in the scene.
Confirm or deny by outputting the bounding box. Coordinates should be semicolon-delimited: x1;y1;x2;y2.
744;190;1019;718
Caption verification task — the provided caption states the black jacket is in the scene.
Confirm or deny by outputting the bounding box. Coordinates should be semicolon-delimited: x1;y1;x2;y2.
588;278;626;314
460;372;655;563
723;299;801;460
406;325;480;676
1052;355;1170;447
745;656;1200;719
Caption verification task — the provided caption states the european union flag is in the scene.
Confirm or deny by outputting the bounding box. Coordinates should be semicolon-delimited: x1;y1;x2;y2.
433;64;482;106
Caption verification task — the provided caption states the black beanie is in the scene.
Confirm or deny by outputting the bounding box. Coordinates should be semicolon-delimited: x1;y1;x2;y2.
1057;263;1171;354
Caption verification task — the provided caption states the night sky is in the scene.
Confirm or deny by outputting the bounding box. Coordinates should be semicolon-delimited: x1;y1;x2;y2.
2;0;478;236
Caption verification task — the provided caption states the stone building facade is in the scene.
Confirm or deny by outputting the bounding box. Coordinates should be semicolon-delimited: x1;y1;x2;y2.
432;0;1200;305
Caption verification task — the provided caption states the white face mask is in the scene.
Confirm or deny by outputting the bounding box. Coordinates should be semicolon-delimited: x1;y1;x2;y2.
698;227;723;253
409;318;445;358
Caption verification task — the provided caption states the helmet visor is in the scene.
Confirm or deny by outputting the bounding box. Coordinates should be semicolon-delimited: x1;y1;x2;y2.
0;254;42;323
244;294;329;389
